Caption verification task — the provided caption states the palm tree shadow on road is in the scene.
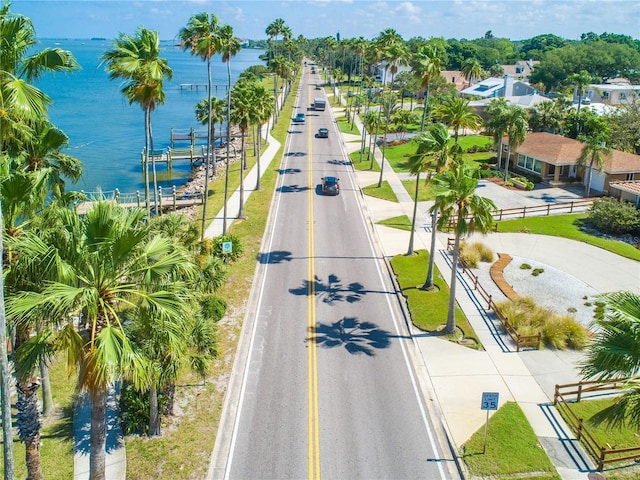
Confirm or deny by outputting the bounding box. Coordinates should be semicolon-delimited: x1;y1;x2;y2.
308;316;391;356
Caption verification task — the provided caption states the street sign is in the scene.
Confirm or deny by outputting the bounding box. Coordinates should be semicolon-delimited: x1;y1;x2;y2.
222;241;233;254
481;392;499;411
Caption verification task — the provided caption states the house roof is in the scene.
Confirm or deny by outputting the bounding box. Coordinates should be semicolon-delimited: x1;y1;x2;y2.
440;70;467;91
518;133;584;166
518;132;640;172
460;77;504;97
609;180;640;196
470;93;549;109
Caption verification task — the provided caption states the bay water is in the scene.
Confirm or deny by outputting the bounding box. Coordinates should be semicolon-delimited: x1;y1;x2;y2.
35;39;265;194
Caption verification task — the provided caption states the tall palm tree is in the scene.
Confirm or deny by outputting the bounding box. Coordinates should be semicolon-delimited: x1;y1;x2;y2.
406;124;459;286
567;70;593;121
179;12;221;240
461;57;483;86
101;27;173;218
484;97;510;170
577;133;612;198
0;201;13;480
433;96;482;144
217;24;241;235
502;104;528;180
247;83;274;190
431;161;497;333
377;91;399;188
230;81;252;220
580;291;640;428
412;45;442;132
7;201;193;480
265;18;286;58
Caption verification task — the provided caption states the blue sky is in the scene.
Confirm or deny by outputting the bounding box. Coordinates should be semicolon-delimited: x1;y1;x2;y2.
12;0;640;41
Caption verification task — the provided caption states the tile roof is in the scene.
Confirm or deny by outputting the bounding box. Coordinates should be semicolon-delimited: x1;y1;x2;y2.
518;132;640;172
609;181;640;195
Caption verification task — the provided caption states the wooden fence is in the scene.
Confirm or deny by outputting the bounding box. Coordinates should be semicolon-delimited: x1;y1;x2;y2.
554;380;640;471
446;238;541;351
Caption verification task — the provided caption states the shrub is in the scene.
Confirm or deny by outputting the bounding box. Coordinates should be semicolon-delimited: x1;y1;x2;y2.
520;263;532;270
495;297;589;350
460;241;494;267
201;294;227;322
532;268;544;276
588;197;640;235
212;233;244;261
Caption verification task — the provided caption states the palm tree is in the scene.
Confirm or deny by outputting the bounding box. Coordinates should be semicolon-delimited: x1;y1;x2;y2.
7;201;194;480
217;24;241;235
377;91;399;188
567;70;593;120
230;81;252;219
461;57;483;86
247;83;274;190
101;27;173;218
179;12;221;240
0;202;13;480
431;161;497;333
265;18;286;58
577;133;612;198
580;291;640;428
433;96;482;143
502;105;528;180
412;45;442;132
406;124;459;288
484;97;510;170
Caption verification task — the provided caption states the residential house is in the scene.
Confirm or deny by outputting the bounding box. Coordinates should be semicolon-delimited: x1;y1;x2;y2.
461;75;537;99
440;71;467;92
514;132;640;195
578;82;640;106
501;60;539;82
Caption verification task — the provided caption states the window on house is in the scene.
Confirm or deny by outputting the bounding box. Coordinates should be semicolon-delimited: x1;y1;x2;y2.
626;173;635;181
603;91;610;99
620;92;627;100
452;76;455;82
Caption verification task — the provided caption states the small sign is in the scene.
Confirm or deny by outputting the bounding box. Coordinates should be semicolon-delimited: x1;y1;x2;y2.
222;241;233;254
481;392;499;411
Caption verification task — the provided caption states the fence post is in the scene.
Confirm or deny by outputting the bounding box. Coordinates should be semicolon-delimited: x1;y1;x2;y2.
570;201;574;213
172;186;177;211
598;448;606;472
136;191;141;208
553;385;559;405
474;274;478;289
488;295;492;310
576;418;583;441
522;205;527;218
577;383;583;402
499;209;503;221
546;204;550;216
158;187;163;215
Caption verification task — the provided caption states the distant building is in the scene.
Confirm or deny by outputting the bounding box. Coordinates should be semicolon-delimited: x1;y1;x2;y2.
579;82;640;106
461;75;537;99
440;71;467;92
501;60;538;81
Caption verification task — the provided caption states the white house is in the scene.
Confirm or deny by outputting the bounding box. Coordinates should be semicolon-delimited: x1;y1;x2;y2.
461;75;537;99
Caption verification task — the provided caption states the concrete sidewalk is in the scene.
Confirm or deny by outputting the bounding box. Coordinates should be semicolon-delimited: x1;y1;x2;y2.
343;108;639;478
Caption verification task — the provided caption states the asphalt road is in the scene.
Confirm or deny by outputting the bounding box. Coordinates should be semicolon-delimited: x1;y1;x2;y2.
218;67;459;480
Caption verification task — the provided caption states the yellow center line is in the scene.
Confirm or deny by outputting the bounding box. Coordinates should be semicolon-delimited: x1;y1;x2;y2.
307;80;320;480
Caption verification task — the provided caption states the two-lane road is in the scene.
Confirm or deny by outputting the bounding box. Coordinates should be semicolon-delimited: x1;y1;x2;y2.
213;65;458;480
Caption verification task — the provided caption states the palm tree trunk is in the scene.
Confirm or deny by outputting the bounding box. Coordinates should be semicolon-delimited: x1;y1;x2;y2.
40;358;53;417
238;130;247;218
143;110;151;220
17;379;43;480
586;160;594;198
423;209;439;290
503;145;510;181
496;138;503;170
445;235;461;334
420;84;430;132
0;208;15;480
89;386;107;480
407;172;420;255
256;124;262;190
377;118;388;188
148;385;160;437
149;112;159;216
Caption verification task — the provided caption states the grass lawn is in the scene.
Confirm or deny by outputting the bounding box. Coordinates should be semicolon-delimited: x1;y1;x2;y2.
401;177;435;202
362;181;398;202
497;214;640;261
462;402;560;479
350;149;380;171
557;397;640;475
390;250;480;347
336;115;360;135
377;215;412;231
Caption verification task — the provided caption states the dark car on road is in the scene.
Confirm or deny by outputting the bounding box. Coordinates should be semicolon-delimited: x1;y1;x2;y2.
317;128;329;138
321;176;340;195
293;113;305;123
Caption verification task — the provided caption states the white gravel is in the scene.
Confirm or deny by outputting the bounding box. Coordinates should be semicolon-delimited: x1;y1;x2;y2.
469;254;599;327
